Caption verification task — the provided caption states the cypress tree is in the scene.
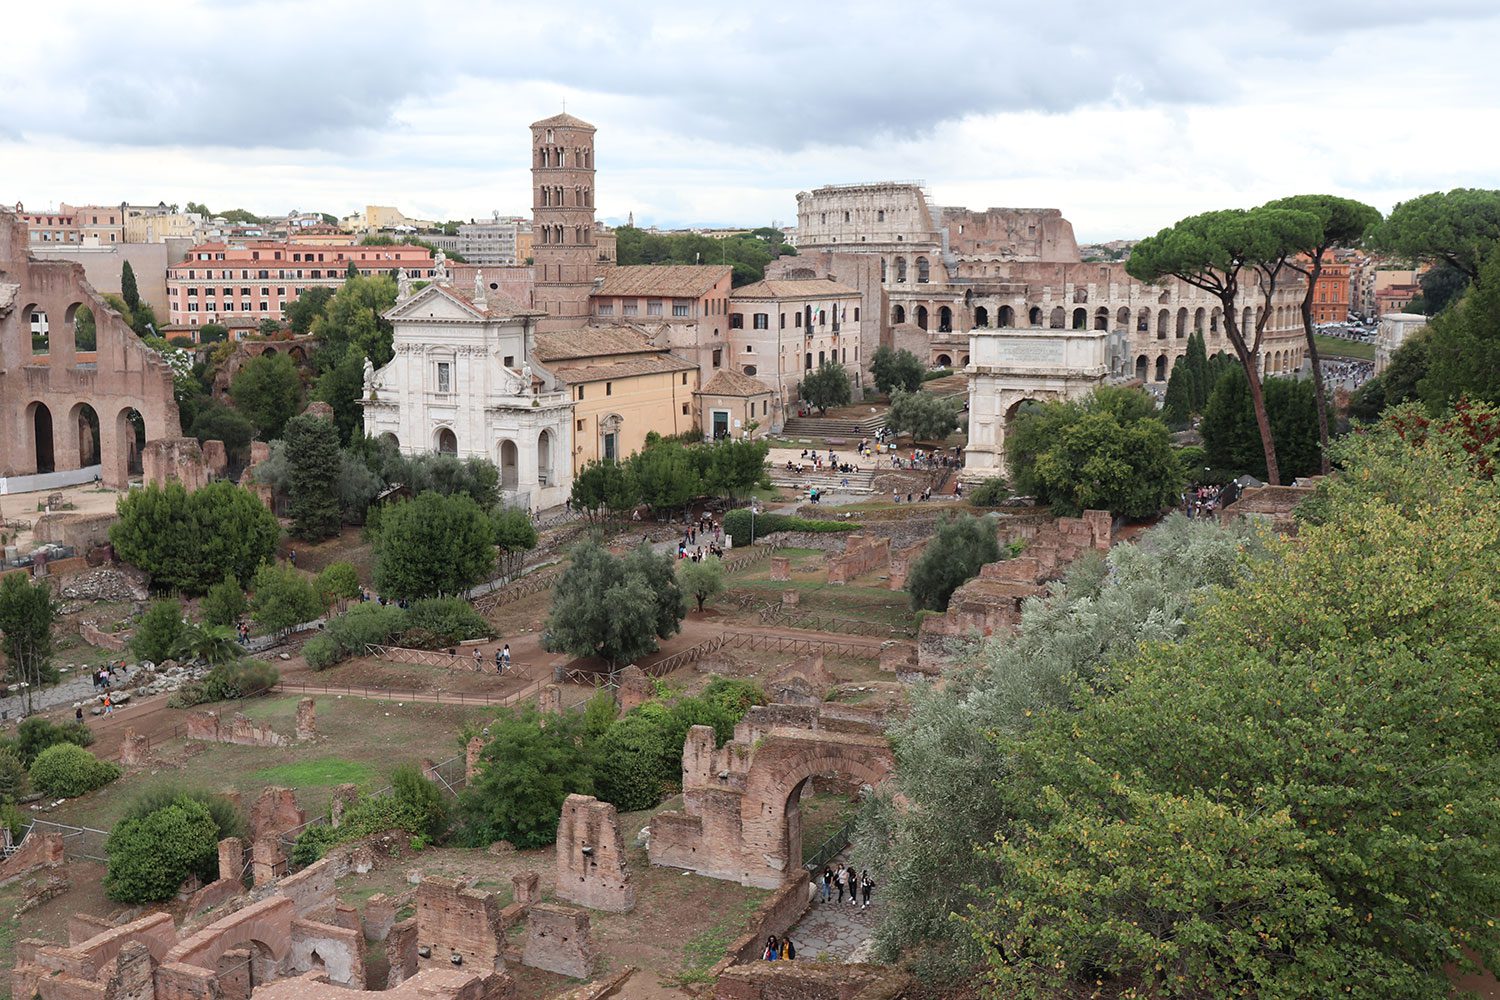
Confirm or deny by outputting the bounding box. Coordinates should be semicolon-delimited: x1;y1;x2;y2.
1161;361;1192;430
284;413;342;541
121;261;140;314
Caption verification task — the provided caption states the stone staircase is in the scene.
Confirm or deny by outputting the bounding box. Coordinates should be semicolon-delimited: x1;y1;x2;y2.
779;415;886;441
768;467;877;495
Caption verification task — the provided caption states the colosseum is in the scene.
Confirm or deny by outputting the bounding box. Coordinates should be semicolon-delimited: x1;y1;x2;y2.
771;181;1310;384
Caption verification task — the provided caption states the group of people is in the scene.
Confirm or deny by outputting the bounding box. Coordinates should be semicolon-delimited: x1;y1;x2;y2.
1318;357;1375;389
820;863;874;908
761;934;797;961
677;514;726;562
1183;484;1225;519
470;644;512;674
887;445;961;471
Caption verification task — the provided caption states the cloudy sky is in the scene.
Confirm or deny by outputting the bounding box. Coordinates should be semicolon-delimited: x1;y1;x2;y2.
4;0;1498;241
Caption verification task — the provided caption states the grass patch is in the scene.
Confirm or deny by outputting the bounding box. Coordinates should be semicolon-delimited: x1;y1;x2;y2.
666;893;765;986
249;757;378;789
1312;334;1376;361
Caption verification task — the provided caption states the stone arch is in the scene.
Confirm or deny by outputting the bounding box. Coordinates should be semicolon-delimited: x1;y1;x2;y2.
498;439;519;488
1210;307;1221;333
915;256;930;282
435;426;457;455
998;305;1015;327
1157;308;1170;339
27;401;55;473
1028;306;1043;327
974;306;989;328
1073;287;1089;304
116;406;145;477
377;431;399;451
538;428;554;486
1176;307;1188;338
879;258;887;282
894;257;907;283
935;353;952;367
961;353;970;366
1094;307;1109;330
64;301;95;352
1116;306;1130;328
1155;353;1168;381
1072;307;1088;330
70;402;101;467
1135;354;1149;381
915;305;928;330
1136;307;1150;332
1193;307;1206;333
892;304;906;324
938;305;952;332
1241;306;1252;333
1049;306;1065;329
26;303;49;355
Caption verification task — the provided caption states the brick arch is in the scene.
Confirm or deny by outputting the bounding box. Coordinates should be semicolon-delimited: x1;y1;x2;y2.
163;896;294;972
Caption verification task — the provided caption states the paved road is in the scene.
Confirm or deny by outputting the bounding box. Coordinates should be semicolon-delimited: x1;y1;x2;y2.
0;662;142;722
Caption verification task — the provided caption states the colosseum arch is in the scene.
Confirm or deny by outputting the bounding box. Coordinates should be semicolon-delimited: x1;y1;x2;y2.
1176;308;1188;338
915;305;929;330
998;305;1015;327
1194;307;1206;334
1049;306;1065;329
892;304;906;324
649;709;896;888
1157;309;1170;339
974;305;990;328
1094;307;1109;330
1072;307;1087;330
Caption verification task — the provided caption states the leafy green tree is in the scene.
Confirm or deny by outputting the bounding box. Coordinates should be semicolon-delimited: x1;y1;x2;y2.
0;746;29;803
1007;389;1182;516
1129;206;1323;484
693;438;769;500
1184;329;1212;410
1160;359;1192;429
457;707;593;849
870;346;925;394
1417;261;1470;315
967;427;1500;999
0;573;57;714
884;389;963;441
677;557;724;612
1370;187;1500;284
314;562;361;610
188;400;254;466
373;492;495;600
132;599;186;663
120;261;140;314
401;597;490;647
286;285;335;335
13;716;93;767
104;797;221;903
73;306;96;350
1382;336;1429;408
857;515;1265;976
110;482;280;594
250;563;321;633
200;572;248;627
1264;195;1382;473
614;225;792;285
1418;249;1500;409
312;351;366;444
544;541;684;669
230;353;302;440
283;413;342;540
311;274;397;373
592;705;675;811
392;763;449;839
489;506;538;579
1346;373;1387;423
799;360;852;415
906;514;1002;611
570;459;640;519
196;322;230;343
582;689;618;742
1202;367;1322;480
628;439;701;510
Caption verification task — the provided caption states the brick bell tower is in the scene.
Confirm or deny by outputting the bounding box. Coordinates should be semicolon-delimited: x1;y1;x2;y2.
531;112;598;331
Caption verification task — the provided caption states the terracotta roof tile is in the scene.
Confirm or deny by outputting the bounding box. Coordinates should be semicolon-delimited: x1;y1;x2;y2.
732;278;860;299
697;370;773;396
593;265;732;300
532;327;662;362
547;353;699;383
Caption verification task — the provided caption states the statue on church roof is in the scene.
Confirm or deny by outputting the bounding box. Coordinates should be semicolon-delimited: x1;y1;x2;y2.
396;267;412;301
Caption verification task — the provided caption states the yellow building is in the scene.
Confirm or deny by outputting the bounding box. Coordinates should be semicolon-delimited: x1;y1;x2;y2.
533;328;700;472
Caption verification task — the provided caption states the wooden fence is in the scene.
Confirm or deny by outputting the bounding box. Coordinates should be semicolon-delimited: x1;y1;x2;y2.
722;630;883;658
472;565;564;615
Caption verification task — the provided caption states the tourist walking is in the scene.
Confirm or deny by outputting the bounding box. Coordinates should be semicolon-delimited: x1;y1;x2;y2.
782;935;796;960
861;871;874;909
762;935;780;961
821;867;832;902
103;693;113;715
501;644;511;671
495;648;505;674
74;702;84;723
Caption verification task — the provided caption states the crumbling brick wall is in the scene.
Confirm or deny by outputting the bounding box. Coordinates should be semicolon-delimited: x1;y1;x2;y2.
521;903;596;980
415;876;505;972
826;533;891;585
554;795;635;913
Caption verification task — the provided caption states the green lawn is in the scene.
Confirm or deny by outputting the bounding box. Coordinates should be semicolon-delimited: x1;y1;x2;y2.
1312;334;1376;361
249;758;379;789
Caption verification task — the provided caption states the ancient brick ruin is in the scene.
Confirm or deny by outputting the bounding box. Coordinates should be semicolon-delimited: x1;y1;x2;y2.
649;704;895;887
186;709;291;748
521;903;596;980
295;697;318;741
554;795;635;912
614;664;653;714
826;532;891;584
714;960;912;1000
0;210;181;488
416;876;506;970
766;654;835;705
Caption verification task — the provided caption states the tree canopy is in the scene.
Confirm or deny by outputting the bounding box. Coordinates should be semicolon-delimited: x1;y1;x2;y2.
884;389;963;442
283;413;342;540
230;353;303;440
543;541;685;669
870;346;925;395
614;225;795;286
905;514;1001;611
110;482;280;594
800;360;852;414
372;491;495;600
1370;187;1500;283
1201;367;1322;480
1417;248;1500;410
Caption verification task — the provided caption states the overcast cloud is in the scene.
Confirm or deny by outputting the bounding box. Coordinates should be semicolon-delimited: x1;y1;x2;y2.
3;0;1498;240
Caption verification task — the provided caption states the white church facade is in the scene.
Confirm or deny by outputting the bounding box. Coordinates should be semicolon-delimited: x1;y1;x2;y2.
361;265;574;510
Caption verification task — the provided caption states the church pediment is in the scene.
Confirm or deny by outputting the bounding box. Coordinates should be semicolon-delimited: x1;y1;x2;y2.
384;283;486;323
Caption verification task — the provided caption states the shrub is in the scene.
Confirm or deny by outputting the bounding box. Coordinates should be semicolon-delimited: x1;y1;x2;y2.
29;743;121;798
302;634;339;671
315;562;361;610
907;514;1002;612
308;603;410;670
120;786;246;841
0;801;25;840
132;599;186;664
250;563;322;633
721;509;857;543
200;572;249;627
401;597;490;649
109;481;280;595
391;764;448;839
173;659;280;707
966;477;1010;507
0;745;30;802
104;796;221;902
291;770;447;867
13;716;94;766
593;707;675;812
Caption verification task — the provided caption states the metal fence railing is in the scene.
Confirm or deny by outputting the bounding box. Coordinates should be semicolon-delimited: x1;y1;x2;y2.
804;814;859;873
20;819;111;863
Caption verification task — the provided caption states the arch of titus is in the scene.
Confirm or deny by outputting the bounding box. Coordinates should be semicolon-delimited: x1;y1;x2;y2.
962;327;1108;478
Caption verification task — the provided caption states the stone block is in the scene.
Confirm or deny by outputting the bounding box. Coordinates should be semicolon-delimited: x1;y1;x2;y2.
769;556;790;581
365;893;396;942
614;664;652;714
781;589;799;607
554;795;635;913
521;903;596;980
250;787;307;841
416;875;505;972
252;836;288;885
538;684;562;715
119;728;150;767
218;837;246;881
511;871;539;907
295;697;317;740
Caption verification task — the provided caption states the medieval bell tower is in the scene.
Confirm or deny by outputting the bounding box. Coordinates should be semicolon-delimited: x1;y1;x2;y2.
531;112;598;330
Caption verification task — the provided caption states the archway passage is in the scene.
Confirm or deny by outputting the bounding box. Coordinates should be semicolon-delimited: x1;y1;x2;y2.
30;402;55;473
436;427;457;455
499;439;519;489
72;403;101;467
649;714;896;888
538;429;553;486
118;407;146;476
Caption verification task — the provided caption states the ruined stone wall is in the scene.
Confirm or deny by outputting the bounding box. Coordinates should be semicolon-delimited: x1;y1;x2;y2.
554;795;635;912
937;205;1080;262
825;533;890;585
713;961;912;1000
521;903;596;980
187;711;295;749
0;210;181;487
415;876;505;971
